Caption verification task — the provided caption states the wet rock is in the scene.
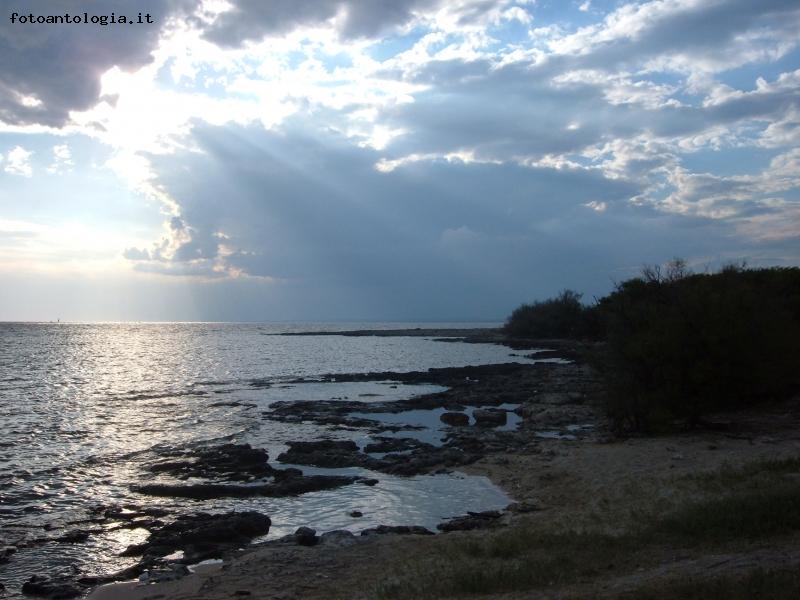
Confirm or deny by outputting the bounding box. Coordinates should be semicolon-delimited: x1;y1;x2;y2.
123;511;271;564
437;510;504;532
534;392;573;405
132;473;360;499
507;500;544;513
360;525;434;536
147;444;274;481
472;409;507;427
440;412;469;427
277;440;360;468
277;438;469;477
517;404;594;427
139;564;190;584
21;574;82;599
363;437;428;453
523;350;565;361
55;530;94;544
293;527;318;546
320;530;357;547
349;511;363;518
285;440;358;453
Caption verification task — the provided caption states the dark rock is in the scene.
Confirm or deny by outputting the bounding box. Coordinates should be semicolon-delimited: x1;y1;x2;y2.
523;350;565;361
472;409;507;427
319;530;356;546
21;574;82;599
360;525;434;536
360;478;379;486
440;412;469;427
277;440;361;468
124;511;271;563
55;530;93;544
363;437;429;453
139;564;190;584
132;474;360;499
293;527;318;546
349;511;363;518
284;440;358;453
147;444;274;481
507;501;544;513
437;510;504;532
278;436;467;476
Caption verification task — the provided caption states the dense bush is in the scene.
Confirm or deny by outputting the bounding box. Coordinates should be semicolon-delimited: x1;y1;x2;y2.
597;264;800;430
505;263;800;430
504;290;593;338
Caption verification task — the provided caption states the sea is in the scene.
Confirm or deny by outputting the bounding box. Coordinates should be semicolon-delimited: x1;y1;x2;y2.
0;322;535;597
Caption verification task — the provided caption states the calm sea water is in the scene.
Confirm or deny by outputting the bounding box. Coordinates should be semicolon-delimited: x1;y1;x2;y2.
0;322;530;596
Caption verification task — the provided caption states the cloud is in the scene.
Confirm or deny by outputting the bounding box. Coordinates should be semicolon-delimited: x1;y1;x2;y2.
3;145;33;176
0;0;197;126
656;148;800;225
203;0;435;45
548;0;800;74
46;144;73;174
202;0;534;46
112;118;799;319
1;0;798;319
122;247;151;260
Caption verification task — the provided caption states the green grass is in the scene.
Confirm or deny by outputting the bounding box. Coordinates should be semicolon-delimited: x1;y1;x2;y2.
623;567;800;600
685;457;800;491
653;483;800;544
373;461;800;599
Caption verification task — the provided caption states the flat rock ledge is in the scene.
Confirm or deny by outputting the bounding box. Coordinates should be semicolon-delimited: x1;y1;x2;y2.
132;443;369;499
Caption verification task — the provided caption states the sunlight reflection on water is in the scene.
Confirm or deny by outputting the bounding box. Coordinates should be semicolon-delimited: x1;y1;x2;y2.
0;323;529;597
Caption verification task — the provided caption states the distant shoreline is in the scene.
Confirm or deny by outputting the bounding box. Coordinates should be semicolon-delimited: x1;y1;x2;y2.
275;327;504;339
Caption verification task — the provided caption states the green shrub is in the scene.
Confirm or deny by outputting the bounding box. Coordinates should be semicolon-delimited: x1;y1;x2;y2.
504;263;800;431
504;289;593;338
597;264;800;430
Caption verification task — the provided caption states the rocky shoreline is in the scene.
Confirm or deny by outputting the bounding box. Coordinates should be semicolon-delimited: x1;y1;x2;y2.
5;334;606;599
101;342;597;592
10;328;797;599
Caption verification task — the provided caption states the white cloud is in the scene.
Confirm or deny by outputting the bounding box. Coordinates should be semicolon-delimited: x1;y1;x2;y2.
584;200;606;211
47;144;74;174
656;148;800;224
3;146;33;177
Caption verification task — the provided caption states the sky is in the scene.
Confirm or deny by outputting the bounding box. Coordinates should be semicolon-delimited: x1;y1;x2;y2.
0;0;798;322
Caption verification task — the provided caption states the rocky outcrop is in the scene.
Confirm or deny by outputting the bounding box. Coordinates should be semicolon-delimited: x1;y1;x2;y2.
21;574;83;599
292;527;318;547
133;473;362;499
360;525;434;536
122;511;271;564
134;443;367;499
276;438;478;477
472;408;508;427
440;412;470;426
436;510;505;532
147;443;274;481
